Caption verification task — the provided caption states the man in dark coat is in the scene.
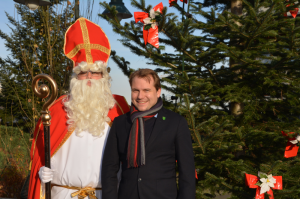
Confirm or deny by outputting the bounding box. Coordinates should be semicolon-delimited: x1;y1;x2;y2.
102;69;195;199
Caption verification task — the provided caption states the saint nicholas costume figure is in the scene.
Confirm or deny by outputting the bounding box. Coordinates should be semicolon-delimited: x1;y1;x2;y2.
28;17;129;199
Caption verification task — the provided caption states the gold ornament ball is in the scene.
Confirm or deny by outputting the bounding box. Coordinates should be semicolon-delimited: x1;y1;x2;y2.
39;84;50;98
41;113;52;126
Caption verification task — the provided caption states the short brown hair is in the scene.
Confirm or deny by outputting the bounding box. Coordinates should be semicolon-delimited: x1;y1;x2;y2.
129;69;161;91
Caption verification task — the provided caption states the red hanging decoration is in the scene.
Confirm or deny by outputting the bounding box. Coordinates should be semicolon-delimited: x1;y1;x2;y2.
134;3;163;48
169;0;176;7
245;173;282;199
290;8;299;18
169;0;187;7
284;4;299;18
282;131;299;158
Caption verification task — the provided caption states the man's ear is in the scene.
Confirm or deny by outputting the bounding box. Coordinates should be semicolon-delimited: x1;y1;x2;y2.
157;88;161;98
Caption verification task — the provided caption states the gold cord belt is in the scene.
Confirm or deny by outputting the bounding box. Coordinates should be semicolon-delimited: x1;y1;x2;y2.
51;183;102;199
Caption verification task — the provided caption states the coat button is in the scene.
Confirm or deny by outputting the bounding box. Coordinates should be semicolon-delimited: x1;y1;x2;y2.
138;178;142;182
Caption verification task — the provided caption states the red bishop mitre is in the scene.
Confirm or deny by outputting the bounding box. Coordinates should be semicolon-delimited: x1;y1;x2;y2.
64;17;111;68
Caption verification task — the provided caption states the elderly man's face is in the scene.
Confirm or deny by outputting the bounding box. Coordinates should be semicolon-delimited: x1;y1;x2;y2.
77;71;103;86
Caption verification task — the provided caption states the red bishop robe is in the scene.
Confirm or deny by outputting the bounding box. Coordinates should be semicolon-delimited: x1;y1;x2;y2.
28;94;130;199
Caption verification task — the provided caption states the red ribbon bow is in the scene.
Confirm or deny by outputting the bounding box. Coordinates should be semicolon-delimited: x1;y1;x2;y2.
245;173;282;199
134;3;163;48
169;0;187;7
284;4;299;18
282;131;299;158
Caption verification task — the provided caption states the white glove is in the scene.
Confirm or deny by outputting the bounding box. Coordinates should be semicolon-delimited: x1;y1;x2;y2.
38;166;54;183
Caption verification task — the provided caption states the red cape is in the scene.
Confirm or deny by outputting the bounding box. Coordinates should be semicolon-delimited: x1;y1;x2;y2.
28;95;130;199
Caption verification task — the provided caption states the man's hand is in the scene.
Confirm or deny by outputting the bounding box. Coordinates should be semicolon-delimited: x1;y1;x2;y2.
38;166;54;183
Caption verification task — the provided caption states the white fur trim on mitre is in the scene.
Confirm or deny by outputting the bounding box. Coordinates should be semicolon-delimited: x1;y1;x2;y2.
73;61;107;74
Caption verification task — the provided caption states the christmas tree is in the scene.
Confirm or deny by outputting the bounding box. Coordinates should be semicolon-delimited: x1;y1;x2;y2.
0;3;74;132
0;2;75;197
99;0;300;198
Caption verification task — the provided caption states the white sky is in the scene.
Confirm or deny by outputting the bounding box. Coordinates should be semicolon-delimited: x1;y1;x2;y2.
0;0;207;103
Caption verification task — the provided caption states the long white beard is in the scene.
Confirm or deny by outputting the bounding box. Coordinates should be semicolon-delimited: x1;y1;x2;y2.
63;77;115;137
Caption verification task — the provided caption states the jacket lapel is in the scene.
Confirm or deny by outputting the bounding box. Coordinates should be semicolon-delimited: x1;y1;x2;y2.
146;108;168;148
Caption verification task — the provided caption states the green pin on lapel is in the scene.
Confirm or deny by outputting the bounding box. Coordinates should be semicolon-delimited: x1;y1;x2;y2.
162;116;166;120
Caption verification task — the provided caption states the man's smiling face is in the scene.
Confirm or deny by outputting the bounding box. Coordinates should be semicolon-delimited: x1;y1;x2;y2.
131;76;161;111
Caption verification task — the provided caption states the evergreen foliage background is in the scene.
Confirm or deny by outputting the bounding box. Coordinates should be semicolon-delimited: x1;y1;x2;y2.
99;0;300;198
0;0;300;198
0;2;74;197
0;3;74;133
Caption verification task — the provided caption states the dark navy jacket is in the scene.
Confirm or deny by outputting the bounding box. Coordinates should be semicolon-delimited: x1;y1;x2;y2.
102;107;195;199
